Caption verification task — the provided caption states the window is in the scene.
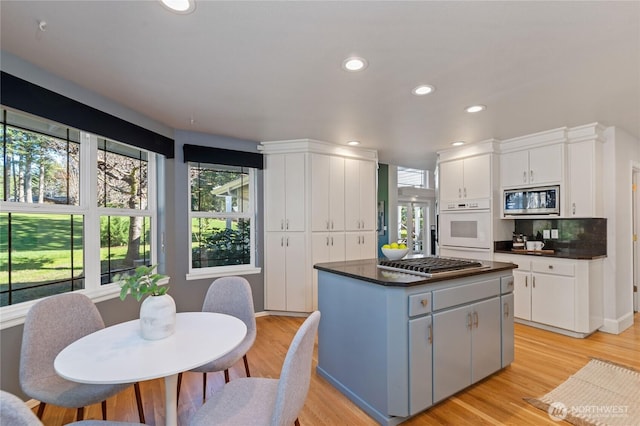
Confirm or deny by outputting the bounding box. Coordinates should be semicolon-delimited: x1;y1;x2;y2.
188;162;257;278
398;167;429;188
1;107;159;311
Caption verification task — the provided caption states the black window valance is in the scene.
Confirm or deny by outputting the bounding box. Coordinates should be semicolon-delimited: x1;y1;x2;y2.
183;144;263;169
1;72;174;158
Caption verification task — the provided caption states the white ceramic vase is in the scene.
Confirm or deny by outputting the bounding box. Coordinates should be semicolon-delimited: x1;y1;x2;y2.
139;294;176;340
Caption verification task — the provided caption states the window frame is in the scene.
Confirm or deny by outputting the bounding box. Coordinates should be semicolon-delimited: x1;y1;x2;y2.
186;162;260;280
0;109;163;329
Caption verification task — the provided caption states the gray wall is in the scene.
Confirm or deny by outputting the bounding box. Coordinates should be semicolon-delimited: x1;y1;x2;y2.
0;52;265;399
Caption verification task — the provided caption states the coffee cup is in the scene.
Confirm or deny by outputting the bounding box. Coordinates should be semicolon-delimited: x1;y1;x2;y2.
526;241;544;251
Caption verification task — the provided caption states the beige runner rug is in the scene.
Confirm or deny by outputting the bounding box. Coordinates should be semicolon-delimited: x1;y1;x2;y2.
525;358;640;426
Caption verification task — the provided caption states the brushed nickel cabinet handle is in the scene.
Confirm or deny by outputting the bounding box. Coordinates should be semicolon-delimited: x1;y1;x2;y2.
420;299;429;307
467;312;473;329
504;303;510;317
523;171;527;183
473;311;479;328
525;276;528;287
428;324;433;344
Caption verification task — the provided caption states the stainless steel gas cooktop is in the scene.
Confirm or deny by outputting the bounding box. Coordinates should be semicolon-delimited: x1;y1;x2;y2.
377;256;486;277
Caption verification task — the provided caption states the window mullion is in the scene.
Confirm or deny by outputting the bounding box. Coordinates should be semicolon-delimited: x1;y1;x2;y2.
83;133;100;291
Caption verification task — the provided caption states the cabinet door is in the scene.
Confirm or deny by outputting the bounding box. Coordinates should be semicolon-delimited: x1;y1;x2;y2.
513;271;531;320
500;151;529;187
501;293;515;367
471;297;501;383
568;141;598;217
284;153;306;232
463;155;491;199
311;155;331;231
328;233;346;262
344;158;361;231
344;232;376;261
529;144;563;185
433;305;472;402
285;233;309;312
531;273;575;330
359;160;376;230
329;156;346;231
409;315;433;415
439;160;464;201
264;232;287;310
265;155;287;232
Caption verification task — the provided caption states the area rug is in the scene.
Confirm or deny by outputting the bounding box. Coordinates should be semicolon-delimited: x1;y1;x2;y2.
525;358;640;426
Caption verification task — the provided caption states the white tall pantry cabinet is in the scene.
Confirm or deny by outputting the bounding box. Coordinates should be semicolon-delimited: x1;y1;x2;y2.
260;139;378;312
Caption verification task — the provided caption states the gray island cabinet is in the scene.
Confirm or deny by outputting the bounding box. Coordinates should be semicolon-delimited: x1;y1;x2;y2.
314;258;517;425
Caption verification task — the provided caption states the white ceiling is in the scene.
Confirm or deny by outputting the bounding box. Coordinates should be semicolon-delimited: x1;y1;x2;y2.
1;1;639;169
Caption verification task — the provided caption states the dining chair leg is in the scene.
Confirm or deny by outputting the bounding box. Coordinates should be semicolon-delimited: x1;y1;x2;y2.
101;400;107;420
243;354;251;377
295;418;300;426
176;372;183;403
36;402;46;419
223;369;230;383
202;373;207;405
77;406;84;421
134;382;145;423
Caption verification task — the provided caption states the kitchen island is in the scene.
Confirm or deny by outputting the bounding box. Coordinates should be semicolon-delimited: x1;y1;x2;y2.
314;257;517;426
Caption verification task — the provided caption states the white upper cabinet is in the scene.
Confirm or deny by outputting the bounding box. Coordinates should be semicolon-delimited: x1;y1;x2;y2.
311;154;345;232
566;125;605;217
439;155;491;201
264;153;306;232
501;144;563;188
345;158;376;231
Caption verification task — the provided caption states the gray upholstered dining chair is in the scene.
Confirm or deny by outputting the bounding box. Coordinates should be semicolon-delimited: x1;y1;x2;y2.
0;390;143;426
189;311;321;426
177;276;257;403
19;293;145;422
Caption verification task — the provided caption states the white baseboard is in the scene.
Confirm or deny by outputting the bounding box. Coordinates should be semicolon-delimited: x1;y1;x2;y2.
256;310;309;318
599;312;634;334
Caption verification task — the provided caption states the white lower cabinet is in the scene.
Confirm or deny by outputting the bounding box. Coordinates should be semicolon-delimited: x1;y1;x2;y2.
264;232;309;312
531;272;575;330
345;231;377;261
433;296;501;402
311;233;345;310
494;253;603;336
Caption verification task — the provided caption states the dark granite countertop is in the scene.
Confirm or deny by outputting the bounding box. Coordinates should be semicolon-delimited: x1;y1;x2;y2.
313;257;517;287
494;241;607;260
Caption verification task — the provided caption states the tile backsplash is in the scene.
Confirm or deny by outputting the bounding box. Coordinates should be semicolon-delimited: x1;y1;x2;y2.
513;218;606;255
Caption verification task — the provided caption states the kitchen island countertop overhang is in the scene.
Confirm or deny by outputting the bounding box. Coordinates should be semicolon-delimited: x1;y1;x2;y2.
313;257;518;287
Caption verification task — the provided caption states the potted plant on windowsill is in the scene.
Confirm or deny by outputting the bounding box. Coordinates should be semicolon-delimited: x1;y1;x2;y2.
115;265;175;341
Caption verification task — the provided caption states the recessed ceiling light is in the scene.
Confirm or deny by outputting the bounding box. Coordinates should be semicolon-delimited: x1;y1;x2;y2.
465;105;486;113
347;140;361;146
412;85;435;96
452;141;465;146
342;57;368;72
160;0;196;14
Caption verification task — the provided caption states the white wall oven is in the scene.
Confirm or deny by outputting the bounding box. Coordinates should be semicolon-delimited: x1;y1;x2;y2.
439;199;492;250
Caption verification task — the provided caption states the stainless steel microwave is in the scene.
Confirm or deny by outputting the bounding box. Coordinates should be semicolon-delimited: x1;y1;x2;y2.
503;186;560;216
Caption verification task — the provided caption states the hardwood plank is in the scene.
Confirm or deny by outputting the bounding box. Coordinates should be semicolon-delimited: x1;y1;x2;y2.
35;313;640;425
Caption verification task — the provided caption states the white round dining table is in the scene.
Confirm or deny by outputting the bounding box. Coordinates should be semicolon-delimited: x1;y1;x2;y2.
54;312;247;426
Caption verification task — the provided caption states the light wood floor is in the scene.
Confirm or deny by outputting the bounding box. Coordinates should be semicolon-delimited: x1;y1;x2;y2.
35;313;640;425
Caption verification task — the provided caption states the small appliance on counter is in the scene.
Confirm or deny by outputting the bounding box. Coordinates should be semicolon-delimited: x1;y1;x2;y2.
512;232;526;250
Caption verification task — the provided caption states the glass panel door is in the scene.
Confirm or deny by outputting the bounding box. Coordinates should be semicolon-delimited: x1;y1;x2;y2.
398;202;429;255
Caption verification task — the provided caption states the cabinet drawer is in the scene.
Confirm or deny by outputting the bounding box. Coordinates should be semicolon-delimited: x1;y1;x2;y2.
432;279;500;311
501;276;514;294
409;292;432;317
531;260;574;276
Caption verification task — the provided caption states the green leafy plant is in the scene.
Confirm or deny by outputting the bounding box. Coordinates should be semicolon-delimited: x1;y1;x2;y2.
115;264;168;302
